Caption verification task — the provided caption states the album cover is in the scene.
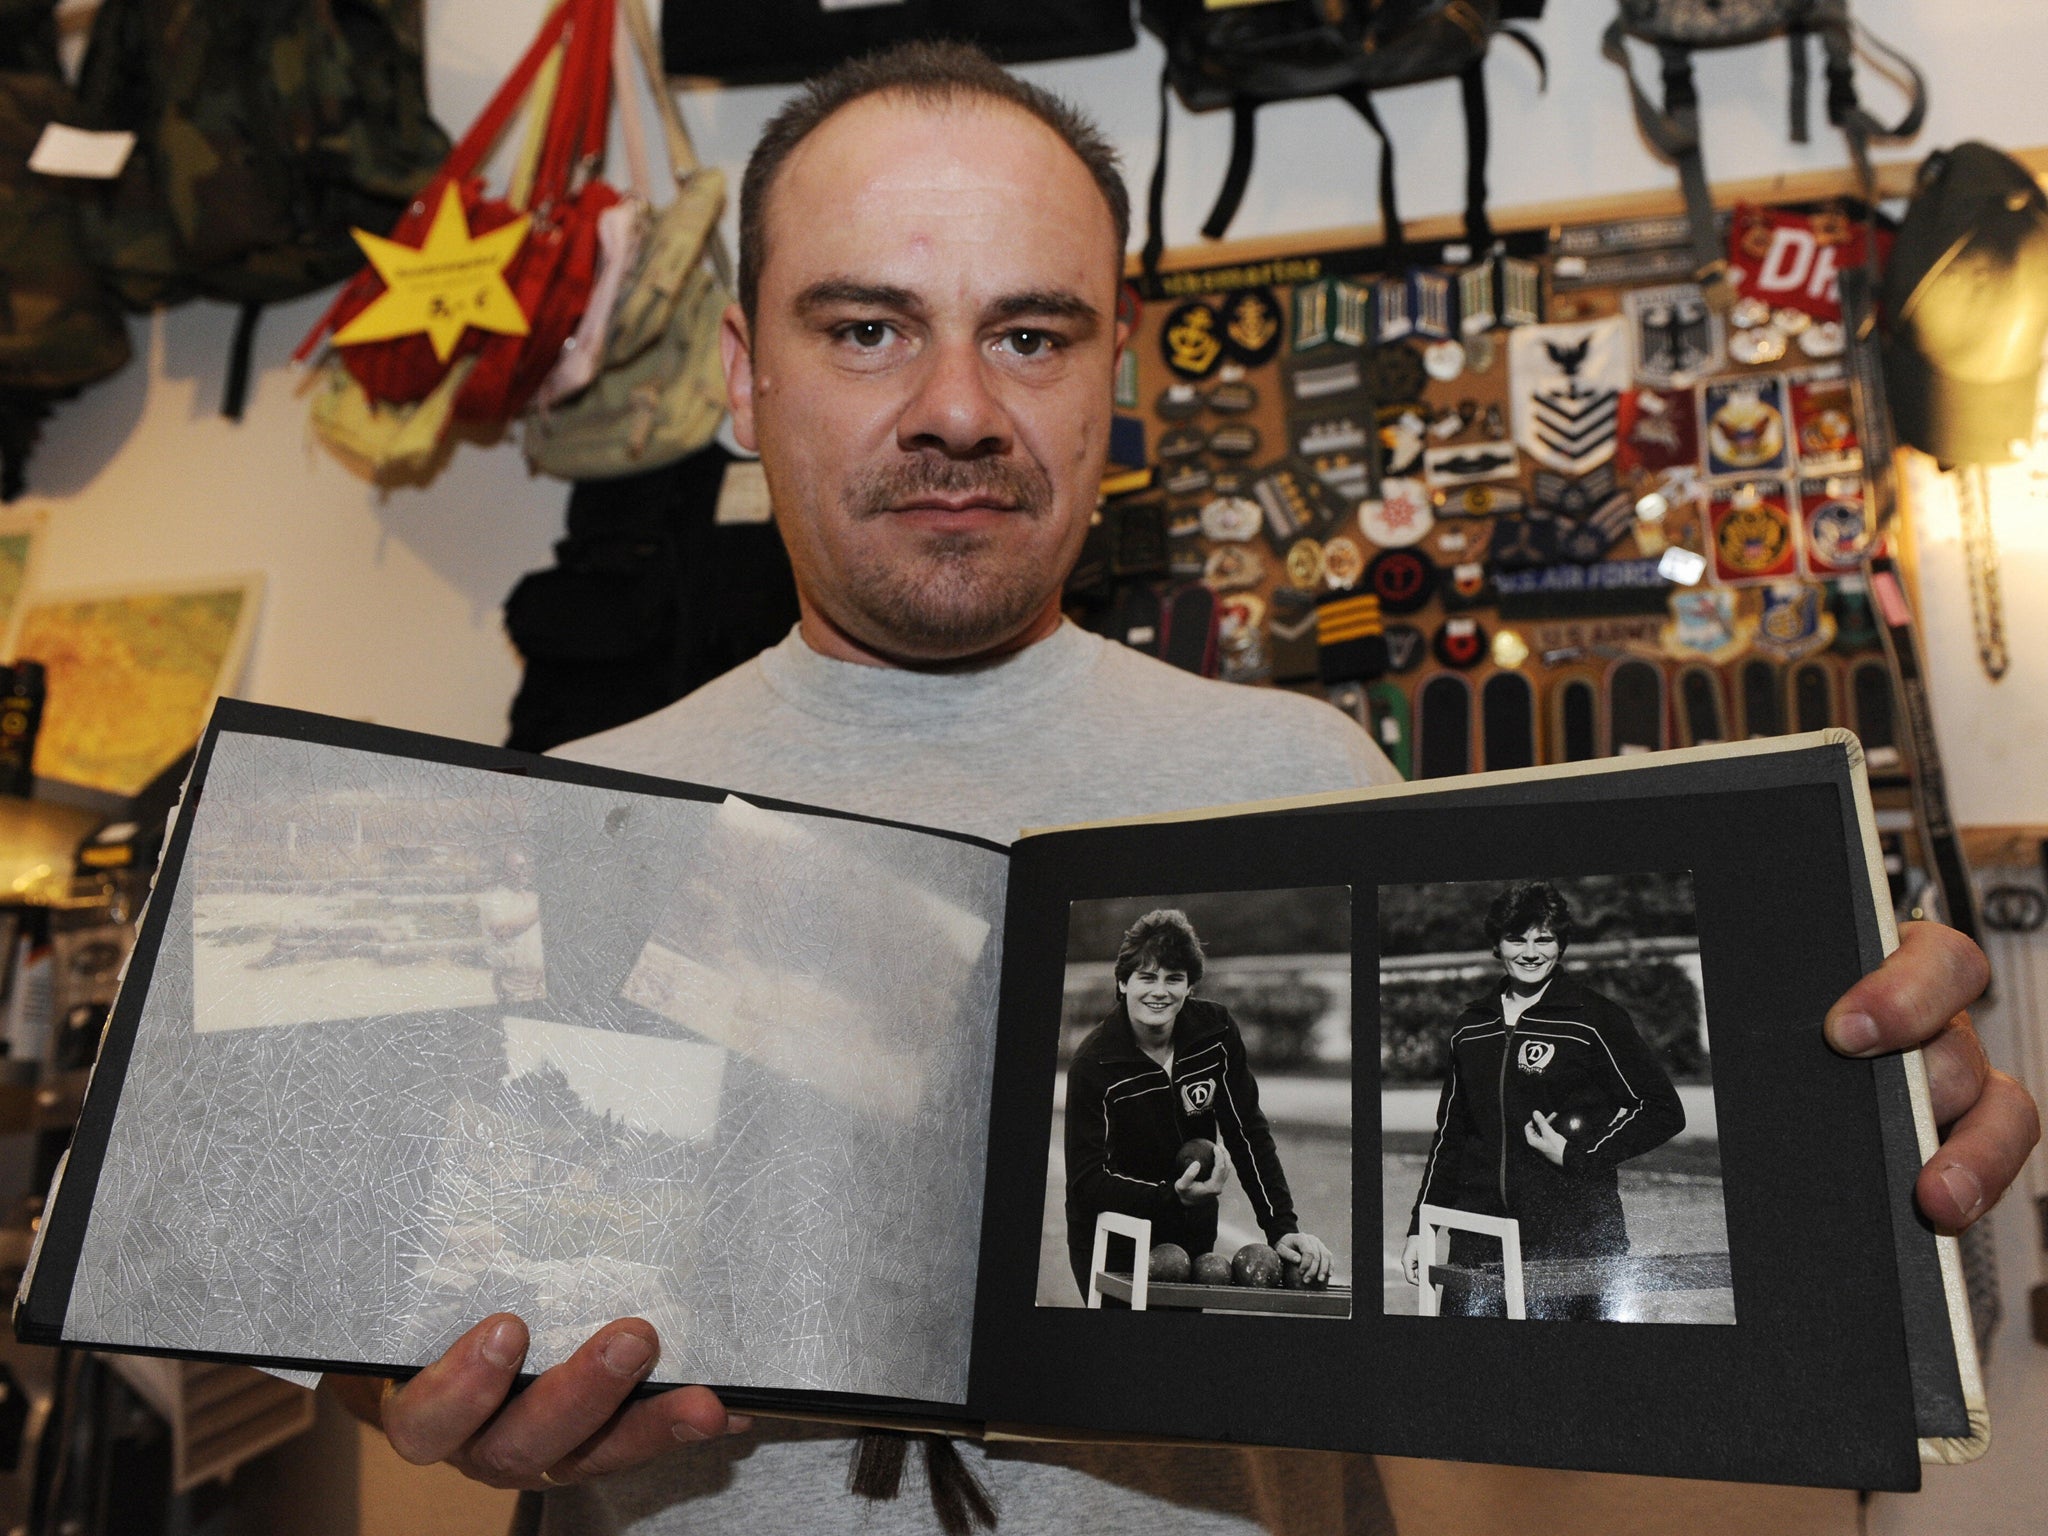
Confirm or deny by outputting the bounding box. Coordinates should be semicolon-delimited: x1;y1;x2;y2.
17;703;1980;1491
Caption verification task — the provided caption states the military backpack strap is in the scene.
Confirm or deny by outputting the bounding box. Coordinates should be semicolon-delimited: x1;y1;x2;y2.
1200;98;1262;242
1336;84;1402;254
1141;64;1173;292
1601;19;1726;302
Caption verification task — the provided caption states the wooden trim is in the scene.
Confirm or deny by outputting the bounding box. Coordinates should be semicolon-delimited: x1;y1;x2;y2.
1961;826;2048;870
1128;146;2048;278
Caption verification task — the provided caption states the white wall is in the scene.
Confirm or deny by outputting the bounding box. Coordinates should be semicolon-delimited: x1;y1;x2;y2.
24;0;2048;814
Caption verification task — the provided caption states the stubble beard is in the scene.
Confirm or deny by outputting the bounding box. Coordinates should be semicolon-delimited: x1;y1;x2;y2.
834;455;1063;655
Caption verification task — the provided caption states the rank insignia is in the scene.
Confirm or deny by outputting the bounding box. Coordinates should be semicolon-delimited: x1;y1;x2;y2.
1441;560;1495;612
1267;587;1320;683
1333;280;1372;347
1374;275;1412;342
1458;263;1496;334
1509;317;1627;475
1199;494;1262;543
1207;379;1258;415
1289;358;1363;402
1207;423;1260;459
1156;382;1202;420
1412;270;1455;339
1435;484;1526;518
1754;581;1836;662
1255;462;1341;546
1800;477;1872;575
1709;480;1798;584
1662;588;1754;664
1704;376;1791;477
1491;628;1531;670
1379;408;1428;477
1220;287;1283;367
1161;300;1225;380
1293;407;1371;459
1203;543;1265;591
1788;372;1859;470
1367;342;1427;406
1425;441;1518;487
1156;424;1206;461
1364;547;1437;614
1489;515;1561;573
1115;347;1139;408
1358;478;1434;548
1498;257;1543;327
1322;536;1366;588
1162;463;1213;498
1624;283;1723;388
1286;538;1327;588
1383;623;1428;673
1433;617;1487;669
1292;279;1334;353
1531;464;1620;518
1315;587;1388;684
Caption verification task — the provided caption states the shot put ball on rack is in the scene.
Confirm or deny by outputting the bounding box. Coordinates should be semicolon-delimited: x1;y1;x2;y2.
1232;1243;1284;1288
1149;1243;1193;1283
1192;1251;1235;1286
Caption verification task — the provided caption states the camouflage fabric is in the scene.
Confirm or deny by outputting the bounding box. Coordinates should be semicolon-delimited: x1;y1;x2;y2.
72;0;451;311
0;1;133;497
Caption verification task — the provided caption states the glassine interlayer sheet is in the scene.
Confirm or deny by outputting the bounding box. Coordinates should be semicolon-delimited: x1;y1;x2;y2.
64;733;1007;1404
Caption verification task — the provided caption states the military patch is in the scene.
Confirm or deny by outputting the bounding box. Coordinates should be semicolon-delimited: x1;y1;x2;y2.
1199;494;1262;543
1267;586;1320;682
1412;270;1455;339
1441;560;1495;612
1368;343;1428;406
1207;422;1260;459
1703;375;1790;477
1459;263;1496;334
1315;587;1387;684
1321;535;1366;588
1156;382;1203;420
1156;423;1207;461
1435;483;1527;518
1206;379;1258;415
1789;372;1858;470
1531;464;1620;518
1800;477;1872;575
1309;453;1370;506
1509;317;1627;474
1383;623;1428;673
1292;279;1334;352
1491;628;1531;670
1286;537;1327;588
1673;663;1730;746
1465;332;1499;376
1499;257;1543;326
1663;588;1754;663
1625;283;1723;388
1830;580;1881;653
1423;338;1467;382
1115;347;1140;409
1799;322;1845;359
1495;559;1672;620
1292;405;1372;459
1489;515;1561;572
1358;478;1433;548
1220;287;1283;367
1754;581;1836;662
1218;593;1265;653
1366;680;1414;779
1728;325;1788;367
1709;480;1799;584
1424;441;1518;486
1433;616;1487;669
1365;547;1437;614
1203;543;1265;591
1333;280;1372;347
1290;357;1364;402
1428;517;1492;563
1255;462;1341;546
1161;300;1224;380
1374;275;1412;342
1616;385;1700;476
1162;462;1213;498
1417;673;1474;778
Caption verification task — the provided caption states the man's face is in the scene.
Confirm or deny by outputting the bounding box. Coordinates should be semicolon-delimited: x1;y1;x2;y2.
1497;926;1562;990
724;93;1126;664
1121;962;1192;1041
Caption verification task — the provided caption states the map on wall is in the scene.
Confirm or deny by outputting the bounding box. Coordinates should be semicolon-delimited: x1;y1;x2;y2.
9;576;263;797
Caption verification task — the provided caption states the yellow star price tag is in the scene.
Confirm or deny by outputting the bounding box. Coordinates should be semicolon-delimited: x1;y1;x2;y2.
332;183;532;362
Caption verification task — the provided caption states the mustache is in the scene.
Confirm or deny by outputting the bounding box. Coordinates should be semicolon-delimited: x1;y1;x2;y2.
846;456;1052;520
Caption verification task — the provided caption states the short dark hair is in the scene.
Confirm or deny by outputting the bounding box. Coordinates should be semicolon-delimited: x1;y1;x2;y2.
1114;909;1206;988
737;40;1130;323
1484;882;1576;952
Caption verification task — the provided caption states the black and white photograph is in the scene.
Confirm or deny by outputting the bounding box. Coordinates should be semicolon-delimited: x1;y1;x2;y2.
1379;873;1735;1325
1035;887;1354;1319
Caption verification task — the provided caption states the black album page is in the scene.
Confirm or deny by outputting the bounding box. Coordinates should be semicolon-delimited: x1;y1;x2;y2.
965;734;1974;1490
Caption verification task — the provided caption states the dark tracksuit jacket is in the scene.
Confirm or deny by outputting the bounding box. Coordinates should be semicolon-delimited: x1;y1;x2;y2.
1406;973;1685;1262
1064;997;1298;1295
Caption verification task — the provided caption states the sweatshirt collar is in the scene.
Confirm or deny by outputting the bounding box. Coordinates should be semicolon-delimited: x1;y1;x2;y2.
755;619;1104;729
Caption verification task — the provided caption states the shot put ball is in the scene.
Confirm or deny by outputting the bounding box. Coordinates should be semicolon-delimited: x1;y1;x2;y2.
1175;1138;1216;1181
1231;1242;1284;1288
1280;1254;1329;1291
1192;1252;1235;1286
1148;1243;1193;1284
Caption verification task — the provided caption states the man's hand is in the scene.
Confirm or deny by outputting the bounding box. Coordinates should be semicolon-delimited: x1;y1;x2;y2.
1400;1232;1425;1286
326;1315;746;1490
1276;1230;1333;1285
1174;1141;1232;1205
1825;921;2040;1231
1524;1110;1567;1167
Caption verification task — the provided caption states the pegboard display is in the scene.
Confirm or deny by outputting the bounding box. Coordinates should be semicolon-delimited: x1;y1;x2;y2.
1074;204;1909;789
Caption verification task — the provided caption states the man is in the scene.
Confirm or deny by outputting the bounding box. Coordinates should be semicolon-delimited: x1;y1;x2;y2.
1064;907;1336;1299
326;39;2038;1536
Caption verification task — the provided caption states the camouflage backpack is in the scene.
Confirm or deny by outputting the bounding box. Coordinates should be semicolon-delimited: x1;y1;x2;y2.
0;0;133;498
69;0;449;416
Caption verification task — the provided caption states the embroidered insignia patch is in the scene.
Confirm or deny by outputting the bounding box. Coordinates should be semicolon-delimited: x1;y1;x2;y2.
1704;376;1791;477
1709;481;1799;584
1517;1040;1555;1074
1509;318;1627;475
1161;300;1224;380
1180;1078;1217;1114
1625;283;1724;388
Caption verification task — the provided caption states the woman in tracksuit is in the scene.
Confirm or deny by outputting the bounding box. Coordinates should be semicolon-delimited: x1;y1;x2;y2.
1064;908;1334;1300
1401;882;1685;1319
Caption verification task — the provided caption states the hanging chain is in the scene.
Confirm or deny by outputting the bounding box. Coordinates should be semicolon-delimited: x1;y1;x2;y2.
1955;462;2009;681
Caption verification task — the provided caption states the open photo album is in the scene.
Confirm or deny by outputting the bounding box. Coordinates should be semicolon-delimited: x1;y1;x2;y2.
15;701;1982;1490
